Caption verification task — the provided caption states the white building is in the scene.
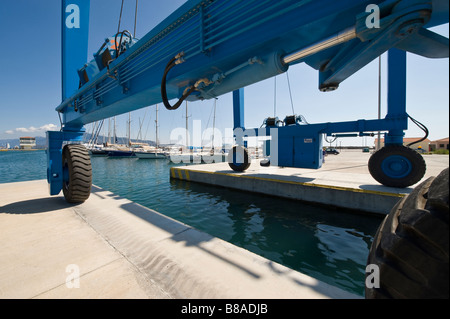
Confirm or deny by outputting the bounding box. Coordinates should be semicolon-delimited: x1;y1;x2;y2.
19;137;36;150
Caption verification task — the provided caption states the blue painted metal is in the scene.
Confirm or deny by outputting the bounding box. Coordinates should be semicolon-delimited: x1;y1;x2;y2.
47;0;449;193
387;49;407;117
61;0;90;101
54;0;448;127
381;155;412;178
232;89;244;130
385;48;407;145
232;88;246;151
47;0;90;195
46;130;85;196
317;0;436;90
276;125;324;169
235;74;413;167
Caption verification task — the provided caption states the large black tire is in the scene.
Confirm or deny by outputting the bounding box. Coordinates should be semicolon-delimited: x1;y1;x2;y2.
366;167;449;299
369;145;426;188
62;144;92;203
227;145;251;172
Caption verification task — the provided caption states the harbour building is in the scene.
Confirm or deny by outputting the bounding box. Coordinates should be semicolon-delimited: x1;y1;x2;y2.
19;137;36;150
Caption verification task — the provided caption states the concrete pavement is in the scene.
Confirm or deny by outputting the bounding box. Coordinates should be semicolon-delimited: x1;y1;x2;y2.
0;180;358;299
170;150;449;214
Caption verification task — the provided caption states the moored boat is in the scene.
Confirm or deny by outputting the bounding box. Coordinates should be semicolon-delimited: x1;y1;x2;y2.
107;149;135;157
89;148;108;156
134;150;167;159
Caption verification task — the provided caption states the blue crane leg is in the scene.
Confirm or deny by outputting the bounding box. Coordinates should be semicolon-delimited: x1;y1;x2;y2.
61;0;90;101
47;129;85;196
232;89;245;148
47;0;90;195
232;89;245;131
385;48;408;145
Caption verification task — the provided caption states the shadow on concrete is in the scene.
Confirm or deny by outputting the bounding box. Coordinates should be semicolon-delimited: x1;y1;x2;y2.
213;170;316;184
359;184;413;194
88;184;366;298
0;197;77;215
91;186;124;200
91;186;262;280
118;200;262;280
214;169;245;175
264;260;359;298
315;164;369;173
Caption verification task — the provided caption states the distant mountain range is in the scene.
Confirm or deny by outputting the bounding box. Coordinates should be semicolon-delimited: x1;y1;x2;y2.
0;134;156;149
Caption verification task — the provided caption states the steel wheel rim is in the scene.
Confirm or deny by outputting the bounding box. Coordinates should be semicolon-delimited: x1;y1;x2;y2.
381;155;412;179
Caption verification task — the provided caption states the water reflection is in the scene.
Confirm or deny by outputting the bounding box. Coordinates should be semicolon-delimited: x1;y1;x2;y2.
90;157;383;296
169;179;382;296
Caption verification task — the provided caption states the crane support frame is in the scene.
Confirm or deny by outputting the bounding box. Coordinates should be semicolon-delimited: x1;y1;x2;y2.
47;0;449;195
55;0;448;126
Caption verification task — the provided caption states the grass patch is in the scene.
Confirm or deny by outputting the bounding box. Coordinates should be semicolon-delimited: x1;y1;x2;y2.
432;149;449;155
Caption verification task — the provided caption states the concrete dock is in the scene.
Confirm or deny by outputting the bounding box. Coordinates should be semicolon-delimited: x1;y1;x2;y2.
170;150;449;215
0;179;358;299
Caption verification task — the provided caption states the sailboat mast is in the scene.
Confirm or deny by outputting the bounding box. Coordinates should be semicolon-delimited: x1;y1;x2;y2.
113;116;117;143
186;101;189;151
213;99;216;150
107;118;111;145
155;104;159;148
128;112;131;147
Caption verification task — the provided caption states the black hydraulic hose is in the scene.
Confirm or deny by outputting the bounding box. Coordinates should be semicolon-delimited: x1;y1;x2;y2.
406;114;429;147
161;56;196;110
115;30;133;58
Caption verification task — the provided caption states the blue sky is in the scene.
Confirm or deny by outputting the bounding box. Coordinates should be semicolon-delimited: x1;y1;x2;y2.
0;1;448;147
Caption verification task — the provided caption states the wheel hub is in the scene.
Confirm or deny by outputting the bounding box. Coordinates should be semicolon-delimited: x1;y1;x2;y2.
381;155;412;179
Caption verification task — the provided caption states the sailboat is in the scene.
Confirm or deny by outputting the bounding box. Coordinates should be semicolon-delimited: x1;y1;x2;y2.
167;101;202;163
107;147;135;157
87;120;109;156
134;105;168;159
90;147;109;156
107;113;136;157
134;148;167;159
198;98;227;163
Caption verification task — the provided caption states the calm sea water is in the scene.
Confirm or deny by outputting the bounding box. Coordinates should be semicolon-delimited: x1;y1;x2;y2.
0;150;383;296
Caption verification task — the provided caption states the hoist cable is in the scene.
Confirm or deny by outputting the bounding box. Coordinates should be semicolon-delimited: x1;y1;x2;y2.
117;0;124;33
134;0;139;37
273;76;277;117
286;71;295;115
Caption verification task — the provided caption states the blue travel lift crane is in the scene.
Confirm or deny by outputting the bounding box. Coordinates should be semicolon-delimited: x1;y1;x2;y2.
47;0;449;203
48;0;449;299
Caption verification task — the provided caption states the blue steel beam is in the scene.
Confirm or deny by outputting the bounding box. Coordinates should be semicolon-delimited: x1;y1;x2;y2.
55;0;448;128
61;0;90;108
48;0;448;194
235;47;408;150
318;1;430;90
245;117;408;139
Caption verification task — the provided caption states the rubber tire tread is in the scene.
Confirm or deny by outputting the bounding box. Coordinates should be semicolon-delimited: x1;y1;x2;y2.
62;144;92;203
368;145;426;188
366;167;449;299
228;146;251;172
